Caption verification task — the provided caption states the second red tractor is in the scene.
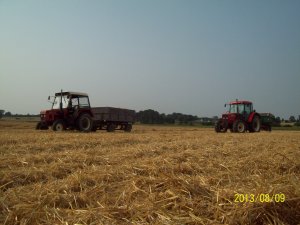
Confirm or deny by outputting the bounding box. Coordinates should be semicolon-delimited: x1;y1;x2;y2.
215;100;273;133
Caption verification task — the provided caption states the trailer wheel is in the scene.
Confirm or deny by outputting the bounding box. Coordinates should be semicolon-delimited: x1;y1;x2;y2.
52;120;66;131
215;120;227;133
124;124;132;132
251;116;261;132
233;120;246;133
77;114;93;132
107;124;116;132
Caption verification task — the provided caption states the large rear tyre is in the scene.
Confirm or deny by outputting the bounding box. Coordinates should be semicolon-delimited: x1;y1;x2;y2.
77;114;93;132
251;116;261;132
233;120;246;133
52;120;66;131
215;120;227;133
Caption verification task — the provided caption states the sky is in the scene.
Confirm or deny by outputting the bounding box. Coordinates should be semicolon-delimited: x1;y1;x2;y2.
0;0;299;119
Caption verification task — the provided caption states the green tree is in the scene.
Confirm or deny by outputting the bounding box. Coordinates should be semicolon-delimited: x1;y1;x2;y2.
137;109;161;124
0;110;4;119
136;110;199;125
4;111;12;117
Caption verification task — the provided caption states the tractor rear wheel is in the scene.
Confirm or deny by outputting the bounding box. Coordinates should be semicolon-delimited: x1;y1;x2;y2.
251;116;261;132
77;114;93;132
52;120;66;131
215;120;227;132
233;120;246;133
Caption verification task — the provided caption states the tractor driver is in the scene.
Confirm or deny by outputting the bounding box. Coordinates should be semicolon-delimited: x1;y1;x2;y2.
67;96;79;111
67;95;72;109
66;96;77;120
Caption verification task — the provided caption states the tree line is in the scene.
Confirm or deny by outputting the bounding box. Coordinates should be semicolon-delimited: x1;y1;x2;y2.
136;109;213;125
0;110;39;119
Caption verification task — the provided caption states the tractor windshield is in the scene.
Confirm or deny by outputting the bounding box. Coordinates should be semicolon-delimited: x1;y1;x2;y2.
229;104;237;113
52;95;69;109
229;104;245;114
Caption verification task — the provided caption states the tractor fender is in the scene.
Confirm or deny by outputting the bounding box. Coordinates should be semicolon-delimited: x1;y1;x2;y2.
248;112;260;123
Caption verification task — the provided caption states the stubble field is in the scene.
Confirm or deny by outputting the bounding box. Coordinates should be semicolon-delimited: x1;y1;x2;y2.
0;120;299;225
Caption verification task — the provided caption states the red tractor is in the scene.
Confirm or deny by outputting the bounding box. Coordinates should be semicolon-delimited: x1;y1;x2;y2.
36;90;135;132
215;100;273;133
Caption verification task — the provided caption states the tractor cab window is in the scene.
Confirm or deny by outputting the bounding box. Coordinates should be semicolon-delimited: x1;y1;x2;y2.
78;96;90;108
69;96;90;108
229;104;237;113
244;104;252;114
237;104;245;114
52;95;68;109
71;98;79;107
229;104;247;114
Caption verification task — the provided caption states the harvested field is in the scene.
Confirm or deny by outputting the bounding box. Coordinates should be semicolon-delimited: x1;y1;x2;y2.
0;120;299;225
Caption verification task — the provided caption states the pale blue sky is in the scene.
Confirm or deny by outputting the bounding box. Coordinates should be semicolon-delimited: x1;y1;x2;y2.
0;0;299;119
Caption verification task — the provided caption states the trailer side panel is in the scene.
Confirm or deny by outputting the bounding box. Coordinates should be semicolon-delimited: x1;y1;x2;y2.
91;107;135;123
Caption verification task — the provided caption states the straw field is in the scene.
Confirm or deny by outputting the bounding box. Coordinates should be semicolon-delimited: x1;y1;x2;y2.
0;120;299;225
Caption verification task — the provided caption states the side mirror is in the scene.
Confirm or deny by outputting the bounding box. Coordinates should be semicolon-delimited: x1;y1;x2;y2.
48;96;50;100
224;104;227;107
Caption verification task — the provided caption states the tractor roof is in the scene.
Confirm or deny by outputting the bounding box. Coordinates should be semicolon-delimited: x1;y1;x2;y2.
229;100;252;105
55;91;88;97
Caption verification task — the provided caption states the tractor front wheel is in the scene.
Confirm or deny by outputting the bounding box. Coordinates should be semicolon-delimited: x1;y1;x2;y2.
215;120;227;133
36;122;41;130
233;120;246;133
40;122;49;130
52;120;66;131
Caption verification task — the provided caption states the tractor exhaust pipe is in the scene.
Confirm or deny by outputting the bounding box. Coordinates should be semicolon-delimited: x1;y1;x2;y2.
60;89;63;111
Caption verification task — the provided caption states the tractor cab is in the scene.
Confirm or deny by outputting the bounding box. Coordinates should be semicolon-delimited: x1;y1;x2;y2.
225;100;253;122
51;91;91;111
37;91;92;130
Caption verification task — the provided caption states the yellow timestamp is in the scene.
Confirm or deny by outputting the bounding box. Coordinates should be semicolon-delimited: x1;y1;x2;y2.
234;193;285;203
